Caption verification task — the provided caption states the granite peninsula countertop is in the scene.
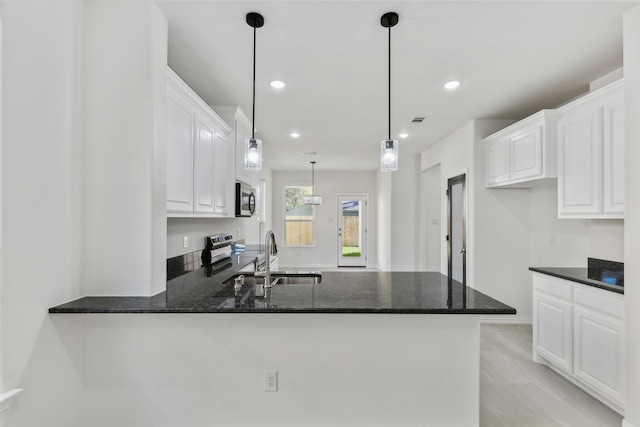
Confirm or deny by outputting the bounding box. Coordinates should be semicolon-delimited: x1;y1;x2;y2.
50;252;516;315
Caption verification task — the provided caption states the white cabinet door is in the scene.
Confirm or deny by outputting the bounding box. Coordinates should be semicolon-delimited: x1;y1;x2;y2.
603;100;625;216
193;114;216;214
510;125;542;181
533;290;573;373
557;107;603;216
166;85;195;213
557;79;624;219
573;305;625;406
213;131;229;215
485;138;509;186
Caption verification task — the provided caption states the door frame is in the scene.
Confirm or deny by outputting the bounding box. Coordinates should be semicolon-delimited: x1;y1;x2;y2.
447;174;467;285
337;193;369;267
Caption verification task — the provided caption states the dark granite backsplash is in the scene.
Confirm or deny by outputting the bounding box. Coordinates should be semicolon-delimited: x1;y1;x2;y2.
167;250;206;281
588;257;624;286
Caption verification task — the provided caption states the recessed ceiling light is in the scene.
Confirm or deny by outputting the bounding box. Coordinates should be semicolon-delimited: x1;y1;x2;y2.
444;80;461;90
290;132;300;138
399;133;409;139
270;80;286;89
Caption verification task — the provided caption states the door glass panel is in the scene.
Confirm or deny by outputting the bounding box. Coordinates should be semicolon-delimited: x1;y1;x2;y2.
338;195;367;267
450;182;463;282
341;200;361;258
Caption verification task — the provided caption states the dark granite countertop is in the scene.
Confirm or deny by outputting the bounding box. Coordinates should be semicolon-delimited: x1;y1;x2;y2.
50;251;516;314
530;267;624;294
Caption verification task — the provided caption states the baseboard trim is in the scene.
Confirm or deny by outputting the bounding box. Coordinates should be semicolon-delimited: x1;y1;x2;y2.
480;315;531;325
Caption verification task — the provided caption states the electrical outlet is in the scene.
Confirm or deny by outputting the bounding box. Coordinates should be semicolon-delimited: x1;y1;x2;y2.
183;236;188;248
264;370;278;391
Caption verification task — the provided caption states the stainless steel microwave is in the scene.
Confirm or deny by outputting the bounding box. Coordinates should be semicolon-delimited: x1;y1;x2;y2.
235;182;256;217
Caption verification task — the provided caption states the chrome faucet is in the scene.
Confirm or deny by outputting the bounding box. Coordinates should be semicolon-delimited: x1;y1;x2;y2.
255;230;276;289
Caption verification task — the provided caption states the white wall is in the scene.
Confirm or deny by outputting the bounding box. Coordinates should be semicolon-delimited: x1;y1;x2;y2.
421;121;476;276
377;171;391;271
0;2;84;425
273;170;378;269
81;1;167;297
79;314;480;427
390;154;420;271
623;5;640;427
421;164;441;271
589;220;624;262
528;182;591;266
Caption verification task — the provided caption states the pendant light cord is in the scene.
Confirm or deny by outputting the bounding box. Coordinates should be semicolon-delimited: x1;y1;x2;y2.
252;25;257;139
388;25;391;141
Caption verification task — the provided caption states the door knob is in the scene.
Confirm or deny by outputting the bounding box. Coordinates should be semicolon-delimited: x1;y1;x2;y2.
459;248;466;254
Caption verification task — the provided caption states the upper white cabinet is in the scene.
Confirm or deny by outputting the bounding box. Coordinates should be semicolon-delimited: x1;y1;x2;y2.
484;110;558;188
166;68;232;217
557;79;624;219
166;83;195;213
213;106;260;189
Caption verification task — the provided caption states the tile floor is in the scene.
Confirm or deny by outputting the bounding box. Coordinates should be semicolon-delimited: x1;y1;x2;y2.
480;324;623;427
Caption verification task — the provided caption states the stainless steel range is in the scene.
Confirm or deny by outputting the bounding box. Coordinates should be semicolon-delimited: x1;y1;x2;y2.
204;233;234;264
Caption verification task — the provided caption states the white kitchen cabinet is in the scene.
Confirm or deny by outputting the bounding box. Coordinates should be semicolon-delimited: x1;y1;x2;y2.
484;110;558;188
532;272;625;413
532;275;573;373
166;83;195;213
213;131;230;215
167;68;232;217
573;286;625;408
557;79;624;219
193;113;216;213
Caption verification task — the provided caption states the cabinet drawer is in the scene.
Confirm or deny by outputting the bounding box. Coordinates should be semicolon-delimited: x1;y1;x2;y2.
532;273;573;300
574;286;624;319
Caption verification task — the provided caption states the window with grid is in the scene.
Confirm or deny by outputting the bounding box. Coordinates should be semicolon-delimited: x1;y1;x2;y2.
284;185;314;246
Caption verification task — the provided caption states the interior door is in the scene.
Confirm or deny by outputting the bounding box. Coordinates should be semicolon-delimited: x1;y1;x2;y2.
337;195;367;267
447;174;466;284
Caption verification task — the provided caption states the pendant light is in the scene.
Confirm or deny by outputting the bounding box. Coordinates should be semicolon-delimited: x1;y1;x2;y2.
380;12;399;172
245;12;264;171
304;161;322;205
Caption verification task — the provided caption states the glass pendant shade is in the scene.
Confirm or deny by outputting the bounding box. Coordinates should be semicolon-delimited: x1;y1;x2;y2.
380;139;398;172
245;138;262;171
303;195;322;205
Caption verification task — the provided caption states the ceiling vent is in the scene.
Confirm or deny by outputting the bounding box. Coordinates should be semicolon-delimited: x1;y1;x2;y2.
411;116;426;123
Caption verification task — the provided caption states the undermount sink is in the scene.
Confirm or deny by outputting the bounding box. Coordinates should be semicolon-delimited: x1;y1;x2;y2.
224;272;322;286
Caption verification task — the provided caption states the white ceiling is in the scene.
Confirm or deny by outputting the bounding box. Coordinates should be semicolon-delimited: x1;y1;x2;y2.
158;1;635;172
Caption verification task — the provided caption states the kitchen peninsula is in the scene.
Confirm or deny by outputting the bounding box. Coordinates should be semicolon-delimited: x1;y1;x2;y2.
49;251;514;426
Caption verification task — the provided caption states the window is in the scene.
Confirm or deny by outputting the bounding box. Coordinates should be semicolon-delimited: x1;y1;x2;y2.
284;185;314;246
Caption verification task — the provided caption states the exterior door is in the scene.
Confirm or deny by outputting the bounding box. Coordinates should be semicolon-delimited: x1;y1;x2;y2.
337;195;367;267
447;174;466;284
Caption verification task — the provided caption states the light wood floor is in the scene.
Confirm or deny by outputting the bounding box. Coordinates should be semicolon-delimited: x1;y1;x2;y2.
480;324;623;427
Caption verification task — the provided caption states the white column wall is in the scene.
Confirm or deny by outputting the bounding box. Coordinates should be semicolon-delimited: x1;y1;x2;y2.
623;5;640;427
81;2;167;296
0;2;84;425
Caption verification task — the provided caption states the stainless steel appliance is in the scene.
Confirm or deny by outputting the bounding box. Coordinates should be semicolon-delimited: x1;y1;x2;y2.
204;233;234;264
235;182;256;217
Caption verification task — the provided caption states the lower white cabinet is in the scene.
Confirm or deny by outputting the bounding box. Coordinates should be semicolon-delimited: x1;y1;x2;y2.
573;287;625;408
533;278;573;373
532;273;625;413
